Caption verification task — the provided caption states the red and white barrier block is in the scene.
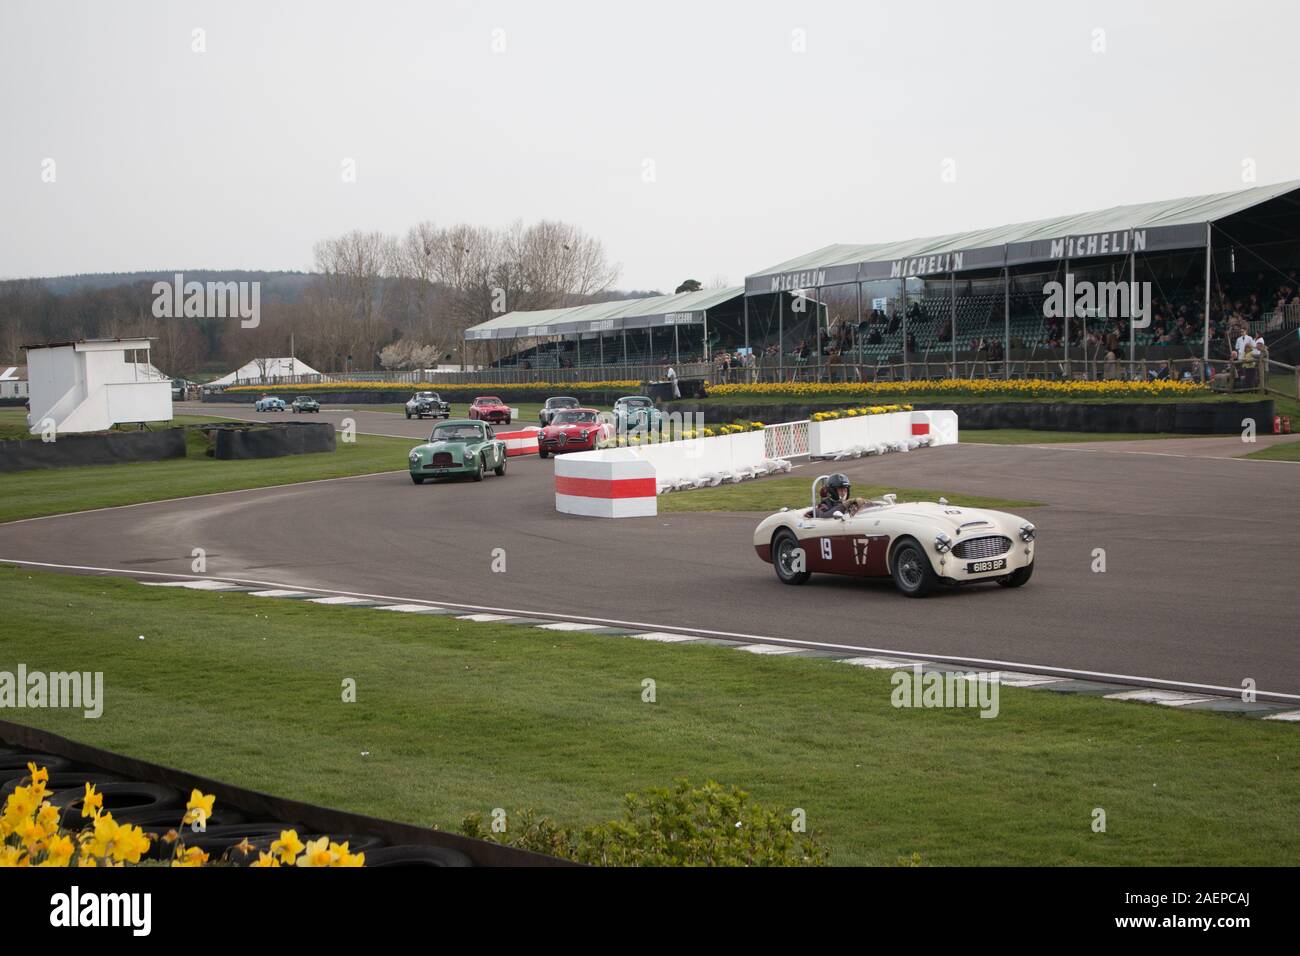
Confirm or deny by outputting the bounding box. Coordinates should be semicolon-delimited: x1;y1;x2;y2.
554;451;657;518
495;426;540;457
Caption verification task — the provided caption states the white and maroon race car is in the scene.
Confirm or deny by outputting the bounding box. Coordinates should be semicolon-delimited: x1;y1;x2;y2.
468;396;511;424
753;475;1036;597
537;407;614;458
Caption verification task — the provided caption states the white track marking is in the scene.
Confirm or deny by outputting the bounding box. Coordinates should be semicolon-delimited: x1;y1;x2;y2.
456;613;515;622
377;604;445;613
248;589;310;598
1104;689;1219;706
841;656;929;670
139;579;238;591
3;556;1298;704
737;644;802;655
536;622;606;631
308;596;371;605
972;671;1068;687
1263;711;1300;722
628;632;698;643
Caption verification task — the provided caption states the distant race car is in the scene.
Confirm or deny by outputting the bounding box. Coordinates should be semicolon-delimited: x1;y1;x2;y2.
612;395;662;432
539;396;580;426
468;396;511;424
405;391;451;420
254;396;287;412
537;408;614;458
753;475;1036;597
291;396;320;413
408;419;508;484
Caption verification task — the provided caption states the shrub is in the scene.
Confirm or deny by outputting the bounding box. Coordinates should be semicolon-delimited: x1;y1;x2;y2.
461;779;829;866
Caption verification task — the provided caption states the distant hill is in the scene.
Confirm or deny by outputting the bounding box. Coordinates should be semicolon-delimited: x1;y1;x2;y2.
29;271;315;301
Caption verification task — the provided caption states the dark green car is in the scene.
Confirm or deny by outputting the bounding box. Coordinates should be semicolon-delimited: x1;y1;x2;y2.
408;419;508;484
291;396;320;413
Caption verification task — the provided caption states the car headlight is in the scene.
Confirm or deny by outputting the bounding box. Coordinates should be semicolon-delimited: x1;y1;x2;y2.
1019;522;1036;542
409;452;420;463
935;532;952;553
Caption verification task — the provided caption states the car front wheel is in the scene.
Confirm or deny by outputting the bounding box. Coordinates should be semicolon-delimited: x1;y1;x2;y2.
471;455;485;482
998;563;1034;588
772;529;811;586
891;539;938;598
494;456;507;476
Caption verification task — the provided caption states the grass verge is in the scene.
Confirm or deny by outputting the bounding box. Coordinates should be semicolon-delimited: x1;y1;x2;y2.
0;566;1295;865
658;475;1042;513
1242;440;1300;461
959;430;1190;444
0;433;414;523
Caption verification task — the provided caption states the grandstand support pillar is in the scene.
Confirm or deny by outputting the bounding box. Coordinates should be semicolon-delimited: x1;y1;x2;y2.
777;295;784;380
1129;252;1136;377
950;270;956;378
814;287;822;379
673;323;680;368
703;310;710;364
1202;223;1212;382
855;281;863;367
576;334;581;370
622;328;628;372
1003;267;1010;380
647;328;653;368
900;277;909;381
599;333;604;368
744;295;750;354
1063;257;1070;378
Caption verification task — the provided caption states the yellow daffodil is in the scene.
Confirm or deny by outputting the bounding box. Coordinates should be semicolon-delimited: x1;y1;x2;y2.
182;789;216;828
295;837;335;867
111;824;151;864
250;851;281;868
271;829;304;865
0;845;28;867
171;846;209;867
81;782;104;818
39;834;76;867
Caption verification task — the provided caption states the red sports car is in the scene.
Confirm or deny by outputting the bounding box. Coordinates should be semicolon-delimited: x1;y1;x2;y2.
468;396;511;424
537;408;613;458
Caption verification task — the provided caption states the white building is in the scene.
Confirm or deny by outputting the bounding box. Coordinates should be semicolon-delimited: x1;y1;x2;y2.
0;364;28;402
23;338;173;435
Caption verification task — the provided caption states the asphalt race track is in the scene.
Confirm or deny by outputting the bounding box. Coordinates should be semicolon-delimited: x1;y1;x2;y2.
2;411;1297;699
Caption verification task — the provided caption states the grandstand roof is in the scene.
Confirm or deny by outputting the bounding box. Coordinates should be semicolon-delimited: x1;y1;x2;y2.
463;287;743;340
746;178;1300;294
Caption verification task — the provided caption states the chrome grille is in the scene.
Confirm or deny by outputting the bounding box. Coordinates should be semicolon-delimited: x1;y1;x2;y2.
952;535;1012;560
431;452;453;468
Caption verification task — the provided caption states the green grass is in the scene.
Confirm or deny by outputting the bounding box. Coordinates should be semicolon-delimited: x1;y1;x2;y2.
658;476;1043;513
1242;440;1300;461
960;429;1190;444
0;432;414;523
1;566;1295;865
0;409;225;441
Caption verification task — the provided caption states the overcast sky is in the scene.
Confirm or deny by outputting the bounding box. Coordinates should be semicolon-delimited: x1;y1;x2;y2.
2;0;1296;291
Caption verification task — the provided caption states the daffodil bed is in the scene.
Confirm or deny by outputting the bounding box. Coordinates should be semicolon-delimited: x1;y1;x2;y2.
226;380;642;396
703;379;1213;401
2;764;360;867
2;566;1296;866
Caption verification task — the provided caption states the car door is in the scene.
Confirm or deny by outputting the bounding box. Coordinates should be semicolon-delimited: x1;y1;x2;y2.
798;515;891;577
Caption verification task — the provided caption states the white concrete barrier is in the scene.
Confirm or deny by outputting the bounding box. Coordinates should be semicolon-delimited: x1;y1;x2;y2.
495;425;540;457
554;449;657;517
809;409;959;458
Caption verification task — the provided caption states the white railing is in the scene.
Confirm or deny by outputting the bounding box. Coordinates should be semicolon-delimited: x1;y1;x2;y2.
764;420;810;459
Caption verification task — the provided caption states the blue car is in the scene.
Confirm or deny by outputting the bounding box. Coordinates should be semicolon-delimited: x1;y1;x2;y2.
254;396;287;412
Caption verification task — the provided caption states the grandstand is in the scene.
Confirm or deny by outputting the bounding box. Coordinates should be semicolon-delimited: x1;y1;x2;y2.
465;179;1300;381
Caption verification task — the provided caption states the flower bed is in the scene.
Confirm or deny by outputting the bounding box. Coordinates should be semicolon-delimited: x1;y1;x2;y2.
227;380;642;396
705;378;1210;400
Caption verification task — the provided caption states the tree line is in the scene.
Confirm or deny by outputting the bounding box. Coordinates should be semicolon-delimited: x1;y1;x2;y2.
0;220;628;376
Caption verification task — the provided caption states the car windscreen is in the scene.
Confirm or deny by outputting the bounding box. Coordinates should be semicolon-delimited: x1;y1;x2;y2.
553;411;598;424
474;397;502;405
622;398;651;407
548;398;578;407
414;393;437;400
431;425;485;441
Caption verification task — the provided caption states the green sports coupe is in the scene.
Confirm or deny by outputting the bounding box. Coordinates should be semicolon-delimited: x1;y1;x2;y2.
408;419;508;484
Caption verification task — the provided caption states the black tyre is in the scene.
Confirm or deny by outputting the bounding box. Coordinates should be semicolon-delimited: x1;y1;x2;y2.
54;782;182;825
363;845;473;867
472;456;485;482
771;529;811;585
494;456;507;476
890;539;938;598
998;563;1034;588
405;410;411;419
